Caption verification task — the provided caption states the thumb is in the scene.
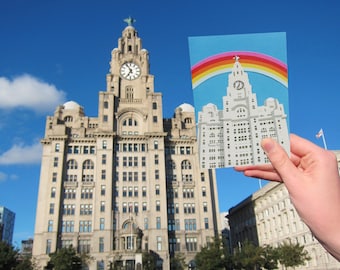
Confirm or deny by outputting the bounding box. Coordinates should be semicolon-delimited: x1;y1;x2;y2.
261;138;298;182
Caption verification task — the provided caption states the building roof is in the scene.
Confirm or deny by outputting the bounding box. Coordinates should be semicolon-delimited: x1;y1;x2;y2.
177;103;195;113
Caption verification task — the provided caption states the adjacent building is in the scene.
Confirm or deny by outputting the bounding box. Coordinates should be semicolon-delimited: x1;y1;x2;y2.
0;206;15;245
197;57;289;169
32;20;220;270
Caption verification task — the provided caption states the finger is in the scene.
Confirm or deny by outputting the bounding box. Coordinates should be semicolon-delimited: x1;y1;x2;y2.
234;163;274;172
261;137;302;184
243;169;282;182
290;133;323;157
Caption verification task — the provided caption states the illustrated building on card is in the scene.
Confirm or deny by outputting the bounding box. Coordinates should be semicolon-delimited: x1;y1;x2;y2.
189;32;290;169
196;55;289;169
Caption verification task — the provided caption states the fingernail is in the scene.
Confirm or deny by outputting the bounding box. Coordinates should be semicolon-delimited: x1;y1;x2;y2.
261;138;275;154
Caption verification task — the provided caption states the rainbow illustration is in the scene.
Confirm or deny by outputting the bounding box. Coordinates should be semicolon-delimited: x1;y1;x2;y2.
191;51;288;89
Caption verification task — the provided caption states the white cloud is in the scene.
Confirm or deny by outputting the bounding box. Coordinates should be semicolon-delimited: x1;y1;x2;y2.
0;74;66;113
0;142;42;165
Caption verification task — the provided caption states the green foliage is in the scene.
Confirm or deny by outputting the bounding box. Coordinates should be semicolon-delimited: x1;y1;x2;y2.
170;252;186;270
276;242;310;269
262;245;279;270
142;250;158;270
47;246;83;270
193;238;310;270
232;240;264;270
0;241;19;270
195;237;227;270
0;241;36;270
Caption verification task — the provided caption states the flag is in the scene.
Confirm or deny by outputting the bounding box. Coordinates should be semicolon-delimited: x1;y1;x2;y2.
316;128;323;139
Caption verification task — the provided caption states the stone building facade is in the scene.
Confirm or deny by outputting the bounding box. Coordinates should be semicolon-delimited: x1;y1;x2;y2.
32;21;220;270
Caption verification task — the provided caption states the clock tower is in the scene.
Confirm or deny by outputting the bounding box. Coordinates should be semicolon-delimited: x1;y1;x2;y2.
32;18;221;270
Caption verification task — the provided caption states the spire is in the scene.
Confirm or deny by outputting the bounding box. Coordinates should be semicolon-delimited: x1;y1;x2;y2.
124;16;136;26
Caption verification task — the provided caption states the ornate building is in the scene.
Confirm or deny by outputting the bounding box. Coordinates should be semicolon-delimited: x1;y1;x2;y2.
197;57;289;168
32;19;220;270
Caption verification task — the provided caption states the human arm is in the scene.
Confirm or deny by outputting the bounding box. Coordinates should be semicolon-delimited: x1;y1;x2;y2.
235;134;340;260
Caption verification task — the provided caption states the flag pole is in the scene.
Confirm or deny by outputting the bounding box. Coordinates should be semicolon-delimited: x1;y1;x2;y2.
316;128;328;150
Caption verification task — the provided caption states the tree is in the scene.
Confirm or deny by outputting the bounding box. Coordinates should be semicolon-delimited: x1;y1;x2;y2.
170;253;186;270
277;242;310;269
232;240;264;270
0;241;19;270
195;237;226;270
142;250;158;270
262;245;279;270
47;246;84;270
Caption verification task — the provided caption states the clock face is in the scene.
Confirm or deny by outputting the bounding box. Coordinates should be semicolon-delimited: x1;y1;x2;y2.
120;62;141;80
233;80;244;90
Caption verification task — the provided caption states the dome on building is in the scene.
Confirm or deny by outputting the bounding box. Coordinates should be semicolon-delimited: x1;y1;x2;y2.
63;101;81;110
177;103;195;113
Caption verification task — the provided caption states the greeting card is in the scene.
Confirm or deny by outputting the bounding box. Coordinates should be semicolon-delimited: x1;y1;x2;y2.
188;32;289;168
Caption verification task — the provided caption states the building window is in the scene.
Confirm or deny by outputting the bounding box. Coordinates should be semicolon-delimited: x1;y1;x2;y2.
79;221;92;233
181;160;192;169
102;140;107;149
52;172;57;182
144;218;148;229
99;237;104;252
142;157;146;166
51;187;56;198
142;171;146;181
154;154;159;165
62;220;74;233
202;187;207;197
53;157;58;167
204;218;209;229
78;239;91;253
101;185;106;196
83;159;94;169
152;102;157;109
80;204;92;215
155;170;159;180
67;159;78;169
103;115;108;122
156;200;160;211
156;217;161;229
46;239;52;254
153;116;158;123
157;236;162;251
48;220;53;232
142;202;147;211
102;154;107;165
155;185;160;195
203;202;208;212
81;188;93;199
101;169;106;180
104;101;108;109
200;172;205;182
186;237;197;251
100;201;105;212
185;219;196;231
55;143;60;152
63;204;75;215
49;203;54;214
154;140;158;149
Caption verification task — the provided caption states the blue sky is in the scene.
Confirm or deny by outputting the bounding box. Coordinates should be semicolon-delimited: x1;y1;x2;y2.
1;0;340;247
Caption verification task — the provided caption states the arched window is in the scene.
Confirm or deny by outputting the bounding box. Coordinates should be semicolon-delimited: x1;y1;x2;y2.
67;159;78;170
64;116;73;122
83;160;94;170
181;160;192;170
